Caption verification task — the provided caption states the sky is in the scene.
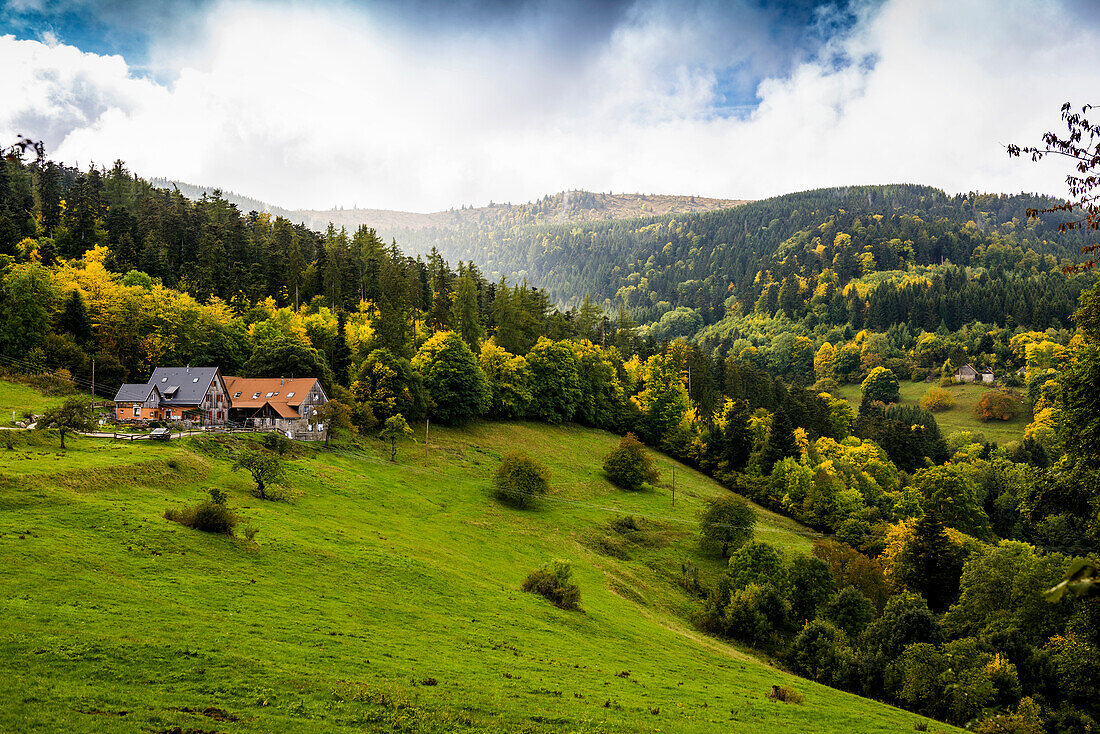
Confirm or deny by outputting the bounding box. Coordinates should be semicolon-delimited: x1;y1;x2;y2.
1;0;1098;212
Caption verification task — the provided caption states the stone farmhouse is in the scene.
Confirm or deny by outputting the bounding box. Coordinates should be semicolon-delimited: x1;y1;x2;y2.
223;376;328;432
953;364;995;384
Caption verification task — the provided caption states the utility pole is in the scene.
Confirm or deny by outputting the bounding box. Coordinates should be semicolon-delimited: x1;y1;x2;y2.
672;465;676;508
91;359;95;398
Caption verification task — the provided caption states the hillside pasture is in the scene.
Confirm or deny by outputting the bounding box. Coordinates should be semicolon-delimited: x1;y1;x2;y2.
0;422;949;733
835;379;1030;445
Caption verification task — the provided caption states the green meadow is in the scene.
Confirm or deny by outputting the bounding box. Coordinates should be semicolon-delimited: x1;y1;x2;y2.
0;379;64;426
0;416;950;733
835;379;1031;445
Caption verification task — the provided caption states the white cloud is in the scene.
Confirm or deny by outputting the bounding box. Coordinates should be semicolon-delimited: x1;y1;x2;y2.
1;0;1097;211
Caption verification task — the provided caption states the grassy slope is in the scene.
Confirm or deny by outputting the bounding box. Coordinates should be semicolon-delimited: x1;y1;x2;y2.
836;380;1030;445
0;423;948;734
0;379;64;426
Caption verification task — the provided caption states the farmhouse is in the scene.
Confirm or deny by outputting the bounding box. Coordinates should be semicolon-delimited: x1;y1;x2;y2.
979;368;994;384
112;366;230;425
954;363;980;383
113;383;162;422
223;376;328;432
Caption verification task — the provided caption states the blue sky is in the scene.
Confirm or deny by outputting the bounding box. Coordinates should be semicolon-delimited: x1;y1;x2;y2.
1;0;1097;210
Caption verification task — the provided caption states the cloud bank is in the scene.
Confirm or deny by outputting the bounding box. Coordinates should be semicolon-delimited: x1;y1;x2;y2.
1;0;1098;211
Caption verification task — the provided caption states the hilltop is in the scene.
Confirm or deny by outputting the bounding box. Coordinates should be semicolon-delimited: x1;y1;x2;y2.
0;414;942;733
148;179;747;237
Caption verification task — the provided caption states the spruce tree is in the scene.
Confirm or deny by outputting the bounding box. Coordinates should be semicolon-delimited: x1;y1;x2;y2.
58;289;91;345
906;509;963;613
761;405;797;473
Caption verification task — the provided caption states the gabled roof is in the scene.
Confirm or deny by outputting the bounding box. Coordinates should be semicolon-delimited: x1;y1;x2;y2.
955;363;979;374
114;383;161;403
149;367;220;406
255;401;302;419
223;376;320;416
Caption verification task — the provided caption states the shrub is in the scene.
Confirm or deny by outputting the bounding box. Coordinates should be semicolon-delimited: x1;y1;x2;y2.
766;685;804;704
861;367;900;404
493;451;550;509
920;387;954;412
975;391;1018;422
165;488;237;535
610;515;639;533
603;433;659;491
259;432;295;456
910;367;929;382
521;560;581;610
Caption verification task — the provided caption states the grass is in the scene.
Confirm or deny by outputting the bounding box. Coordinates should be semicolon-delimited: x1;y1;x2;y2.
835;380;1031;446
0;421;953;733
0;379;65;426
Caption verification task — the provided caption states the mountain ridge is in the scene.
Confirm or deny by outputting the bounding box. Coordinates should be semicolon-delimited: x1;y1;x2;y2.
148;178;749;232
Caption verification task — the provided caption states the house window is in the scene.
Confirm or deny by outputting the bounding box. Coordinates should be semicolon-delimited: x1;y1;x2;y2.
252;392;261;399
193;377;199;383
161;377;167;382
273;392;279;397
233;392;241;398
266;392;274;398
287;392;295;398
134;406;140;418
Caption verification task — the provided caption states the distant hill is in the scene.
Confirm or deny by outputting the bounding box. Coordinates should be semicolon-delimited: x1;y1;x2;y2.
148;178;747;238
290;191;748;233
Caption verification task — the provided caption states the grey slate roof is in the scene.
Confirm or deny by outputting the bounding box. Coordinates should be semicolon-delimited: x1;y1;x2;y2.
148;367;220;406
114;383;160;403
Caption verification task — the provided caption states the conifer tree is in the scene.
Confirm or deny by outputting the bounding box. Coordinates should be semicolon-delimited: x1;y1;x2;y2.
761;405;797;473
58;289;91;345
452;265;483;348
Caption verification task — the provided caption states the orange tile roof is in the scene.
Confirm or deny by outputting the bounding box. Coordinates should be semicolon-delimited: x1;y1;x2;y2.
224;376;318;415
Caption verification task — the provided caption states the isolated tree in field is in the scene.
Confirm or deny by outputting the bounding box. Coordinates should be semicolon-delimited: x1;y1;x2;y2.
603;433;659;491
974;391;1017;422
232;446;285;500
861;366;900;404
920;387;954;412
492;450;550;508
35;395;96;449
699;494;756;558
378;413;413;461
311;399;354;448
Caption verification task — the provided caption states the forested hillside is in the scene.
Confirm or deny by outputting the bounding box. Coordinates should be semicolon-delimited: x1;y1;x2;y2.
393;185;1092;323
0;150;1098;733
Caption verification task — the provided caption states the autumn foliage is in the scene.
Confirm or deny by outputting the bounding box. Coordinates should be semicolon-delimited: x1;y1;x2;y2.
974;391;1018;422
